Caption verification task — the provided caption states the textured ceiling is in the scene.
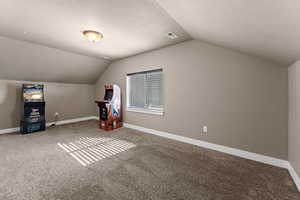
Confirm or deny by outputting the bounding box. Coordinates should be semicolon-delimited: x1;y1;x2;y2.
0;36;109;84
156;0;300;66
1;0;299;84
0;0;190;60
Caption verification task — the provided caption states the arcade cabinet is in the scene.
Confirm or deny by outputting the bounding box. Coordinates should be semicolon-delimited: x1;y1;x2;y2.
95;85;122;131
20;84;46;134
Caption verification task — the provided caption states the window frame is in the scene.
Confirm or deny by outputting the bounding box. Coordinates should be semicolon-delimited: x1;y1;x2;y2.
126;69;164;116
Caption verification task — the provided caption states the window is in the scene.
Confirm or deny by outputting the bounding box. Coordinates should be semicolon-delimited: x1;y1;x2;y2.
126;69;163;115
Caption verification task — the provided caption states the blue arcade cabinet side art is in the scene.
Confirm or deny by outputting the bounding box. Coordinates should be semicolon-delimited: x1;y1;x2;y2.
20;84;46;134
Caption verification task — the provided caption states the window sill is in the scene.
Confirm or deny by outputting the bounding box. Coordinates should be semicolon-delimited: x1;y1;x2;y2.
126;107;164;116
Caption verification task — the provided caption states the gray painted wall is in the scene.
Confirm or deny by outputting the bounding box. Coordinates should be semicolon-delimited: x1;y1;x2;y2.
0;36;109;84
288;61;300;175
96;40;288;159
0;80;96;129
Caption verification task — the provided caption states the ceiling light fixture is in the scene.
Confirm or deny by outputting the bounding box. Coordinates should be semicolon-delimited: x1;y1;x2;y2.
82;30;103;42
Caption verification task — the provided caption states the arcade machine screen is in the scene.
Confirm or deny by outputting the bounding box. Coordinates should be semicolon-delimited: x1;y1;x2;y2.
23;84;44;102
104;89;113;101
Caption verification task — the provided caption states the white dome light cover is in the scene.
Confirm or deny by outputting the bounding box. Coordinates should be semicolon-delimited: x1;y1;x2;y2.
82;30;103;42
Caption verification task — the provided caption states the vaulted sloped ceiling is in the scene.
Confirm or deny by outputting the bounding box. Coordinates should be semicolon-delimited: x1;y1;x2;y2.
1;0;299;84
0;0;190;83
0;0;190;60
0;36;109;84
156;0;300;65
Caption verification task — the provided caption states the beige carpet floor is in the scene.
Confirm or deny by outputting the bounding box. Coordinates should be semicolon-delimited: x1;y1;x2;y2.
0;120;299;200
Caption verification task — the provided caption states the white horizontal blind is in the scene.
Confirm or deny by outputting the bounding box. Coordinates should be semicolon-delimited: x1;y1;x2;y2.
129;73;145;108
128;69;163;110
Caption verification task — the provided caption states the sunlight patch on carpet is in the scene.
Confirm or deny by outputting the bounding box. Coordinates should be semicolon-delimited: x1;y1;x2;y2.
57;137;136;166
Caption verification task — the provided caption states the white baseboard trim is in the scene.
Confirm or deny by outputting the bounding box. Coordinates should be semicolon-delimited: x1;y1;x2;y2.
288;163;300;191
0;127;20;134
124;123;288;168
46;116;98;127
0;116;98;135
123;123;300;192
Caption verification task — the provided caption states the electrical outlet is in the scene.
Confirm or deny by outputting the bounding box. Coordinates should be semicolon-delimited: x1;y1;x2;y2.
203;126;208;134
